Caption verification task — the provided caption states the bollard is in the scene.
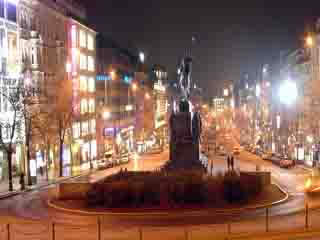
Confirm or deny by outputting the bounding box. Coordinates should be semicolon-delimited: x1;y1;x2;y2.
139;228;143;240
266;208;269;232
52;223;55;240
97;217;101;240
7;224;10;240
184;228;189;240
227;222;231;235
305;203;309;229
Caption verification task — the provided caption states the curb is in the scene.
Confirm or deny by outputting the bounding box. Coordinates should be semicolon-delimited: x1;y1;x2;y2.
47;183;289;216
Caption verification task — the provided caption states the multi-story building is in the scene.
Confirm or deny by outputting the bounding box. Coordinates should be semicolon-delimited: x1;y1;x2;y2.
68;18;97;174
152;64;168;147
96;35;137;159
0;0;21;181
17;0;96;179
212;97;224;113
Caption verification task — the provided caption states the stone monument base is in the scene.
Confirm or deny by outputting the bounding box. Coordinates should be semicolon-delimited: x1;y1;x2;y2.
166;110;204;171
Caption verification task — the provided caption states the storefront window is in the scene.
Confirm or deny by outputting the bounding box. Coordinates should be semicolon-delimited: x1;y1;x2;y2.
72;122;80;139
90;140;97;159
81;121;89;136
88;77;95;92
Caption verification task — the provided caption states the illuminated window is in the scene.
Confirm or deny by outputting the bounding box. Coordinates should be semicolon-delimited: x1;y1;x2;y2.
80;99;88;114
90;119;96;134
80;54;87;70
88;34;94;50
79;29;86;48
71;25;77;47
72;122;80;139
88;56;94;71
88;77;95;92
80;76;87;92
88;98;95;113
81;121;89;136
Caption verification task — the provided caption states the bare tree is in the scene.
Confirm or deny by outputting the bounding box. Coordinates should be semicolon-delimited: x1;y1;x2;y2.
20;86;42;185
54;79;73;177
0;82;24;191
33;109;57;181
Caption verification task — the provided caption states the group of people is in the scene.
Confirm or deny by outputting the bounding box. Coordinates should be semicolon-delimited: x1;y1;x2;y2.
226;155;235;171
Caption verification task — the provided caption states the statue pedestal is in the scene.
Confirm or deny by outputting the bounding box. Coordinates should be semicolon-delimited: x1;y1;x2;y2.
168;111;202;170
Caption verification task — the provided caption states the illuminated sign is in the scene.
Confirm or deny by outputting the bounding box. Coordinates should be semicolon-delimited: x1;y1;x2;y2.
124;75;132;84
125;105;133;111
96;75;111;81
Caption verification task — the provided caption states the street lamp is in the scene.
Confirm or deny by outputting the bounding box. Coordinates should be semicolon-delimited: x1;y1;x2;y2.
110;70;116;80
103;110;111;120
132;83;138;91
279;79;298;105
139;52;145;63
306;36;313;47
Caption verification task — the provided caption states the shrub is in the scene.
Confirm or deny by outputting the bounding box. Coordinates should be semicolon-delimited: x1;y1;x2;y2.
85;169;265;208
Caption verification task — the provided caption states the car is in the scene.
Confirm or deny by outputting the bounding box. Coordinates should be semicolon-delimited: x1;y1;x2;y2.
233;147;240;155
262;152;272;160
280;159;294;168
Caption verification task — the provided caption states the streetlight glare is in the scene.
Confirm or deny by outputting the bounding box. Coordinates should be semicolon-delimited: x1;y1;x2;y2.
103;111;111;119
279;79;297;105
145;93;150;99
306;36;313;47
132;83;137;91
110;70;116;80
139;52;145;63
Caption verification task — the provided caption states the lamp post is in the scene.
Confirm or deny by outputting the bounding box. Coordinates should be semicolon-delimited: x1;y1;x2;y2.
279;78;298;158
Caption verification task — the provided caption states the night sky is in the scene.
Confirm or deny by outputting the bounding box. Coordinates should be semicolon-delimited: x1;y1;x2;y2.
81;1;320;97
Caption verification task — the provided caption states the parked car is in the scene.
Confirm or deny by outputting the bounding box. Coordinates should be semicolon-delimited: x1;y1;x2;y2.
233;147;240;155
262;152;272;160
279;159;294;168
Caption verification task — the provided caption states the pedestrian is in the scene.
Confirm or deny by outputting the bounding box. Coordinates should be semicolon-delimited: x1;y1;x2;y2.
211;161;214;176
227;156;230;170
19;172;25;191
231;155;234;171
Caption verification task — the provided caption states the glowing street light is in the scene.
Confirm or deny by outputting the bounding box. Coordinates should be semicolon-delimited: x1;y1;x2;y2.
139;52;145;63
103;111;111;120
307;135;313;144
306;36;313;47
66;62;71;73
145;92;151;100
279;79;297;105
110;70;116;80
132;83;138;91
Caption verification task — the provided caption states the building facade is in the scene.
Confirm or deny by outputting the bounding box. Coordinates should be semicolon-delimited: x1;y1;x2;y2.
96;36;137;159
0;0;21;181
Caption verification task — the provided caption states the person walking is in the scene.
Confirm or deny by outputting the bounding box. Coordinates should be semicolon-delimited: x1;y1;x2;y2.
231;155;234;171
227;155;230;170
